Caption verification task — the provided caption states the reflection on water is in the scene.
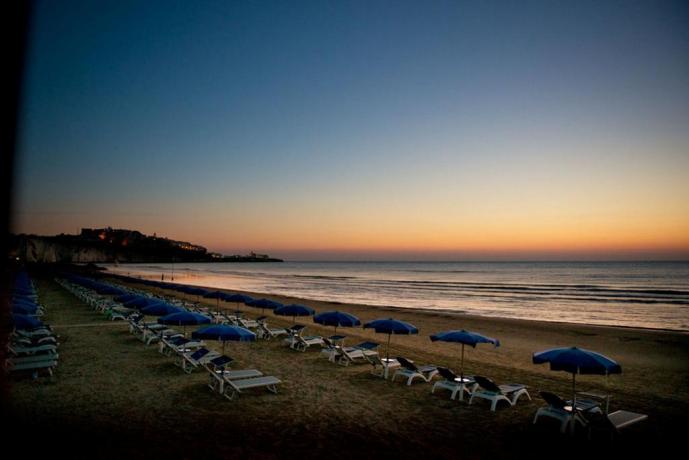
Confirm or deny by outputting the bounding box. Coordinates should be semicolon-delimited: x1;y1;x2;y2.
104;261;689;331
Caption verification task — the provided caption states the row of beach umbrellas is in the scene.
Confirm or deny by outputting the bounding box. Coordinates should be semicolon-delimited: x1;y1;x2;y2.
93;274;623;403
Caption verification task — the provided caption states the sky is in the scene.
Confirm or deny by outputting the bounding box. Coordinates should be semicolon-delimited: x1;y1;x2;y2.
12;0;689;261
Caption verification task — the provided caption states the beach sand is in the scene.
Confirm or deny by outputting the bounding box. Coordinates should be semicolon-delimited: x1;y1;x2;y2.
5;275;689;459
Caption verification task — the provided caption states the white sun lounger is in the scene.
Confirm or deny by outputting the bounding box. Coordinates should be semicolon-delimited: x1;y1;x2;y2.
208;367;264;395
584;409;648;440
177;347;221;374
392;357;439;385
469;376;531;411
8;344;58;356
222;376;282;400
5;358;58;380
337;345;380;366
291;334;325;352
431;367;478;401
7;353;60;366
533;391;601;433
365;354;401;379
256;320;288;340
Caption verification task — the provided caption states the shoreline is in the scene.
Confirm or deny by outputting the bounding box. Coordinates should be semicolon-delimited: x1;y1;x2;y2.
104;273;689;398
103;268;689;335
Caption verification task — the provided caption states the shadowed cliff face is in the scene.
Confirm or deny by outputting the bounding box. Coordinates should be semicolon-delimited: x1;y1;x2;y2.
18;237;112;263
8;234;283;263
11;235;196;263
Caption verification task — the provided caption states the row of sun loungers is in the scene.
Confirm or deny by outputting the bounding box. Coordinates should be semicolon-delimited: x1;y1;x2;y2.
56;277;284;402
54;274;647;430
6;274;60;380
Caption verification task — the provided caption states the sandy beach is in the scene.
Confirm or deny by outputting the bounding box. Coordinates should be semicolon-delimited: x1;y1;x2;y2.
5;274;689;459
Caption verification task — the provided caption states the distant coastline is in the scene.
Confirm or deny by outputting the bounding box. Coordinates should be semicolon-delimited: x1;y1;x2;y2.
8;227;283;264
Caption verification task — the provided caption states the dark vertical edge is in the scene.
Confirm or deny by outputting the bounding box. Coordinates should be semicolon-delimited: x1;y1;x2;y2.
1;0;33;407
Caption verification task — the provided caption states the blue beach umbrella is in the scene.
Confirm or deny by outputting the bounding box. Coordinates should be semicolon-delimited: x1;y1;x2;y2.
533;347;622;407
11;299;40;310
178;286;210;303
363;318;418;360
12;304;39;315
246;298;283;314
430;330;500;381
192;324;256;353
96;285;126;296
203;290;227;312
158;311;211;336
115;293;140;304
274;304;315;324
140;303;183;317
224;293;254;313
313;311;361;335
123;296;162;309
11;313;44;330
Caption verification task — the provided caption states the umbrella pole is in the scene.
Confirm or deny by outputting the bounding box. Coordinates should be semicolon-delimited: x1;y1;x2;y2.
572;373;576;407
386;333;391;361
460;344;465;381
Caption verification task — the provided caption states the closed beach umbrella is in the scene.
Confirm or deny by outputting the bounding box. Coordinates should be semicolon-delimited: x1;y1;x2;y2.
430;330;500;381
158;311;211;336
532;347;622;408
192;324;256;353
363;318;418;360
313;311;361;335
274;304;315;324
11;313;44;330
246;298;283;314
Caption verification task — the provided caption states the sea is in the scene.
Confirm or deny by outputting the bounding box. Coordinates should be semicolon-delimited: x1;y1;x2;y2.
103;261;689;332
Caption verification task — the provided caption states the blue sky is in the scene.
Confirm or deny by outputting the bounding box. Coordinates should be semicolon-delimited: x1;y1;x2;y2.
13;0;689;260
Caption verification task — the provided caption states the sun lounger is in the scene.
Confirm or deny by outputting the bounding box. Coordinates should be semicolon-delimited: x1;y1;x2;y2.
8;344;58;356
291;333;325;352
533;391;602;433
336;343;380;366
469;375;531;411
207;366;264;394
222;375;281;400
159;336;206;356
365;354;400;379
431;367;477;401
13;335;58;347
144;327;183;345
14;327;54;339
237;317;259;329
7;353;60;365
178;347;221;373
256;318;288;340
282;325;307;347
391;357;439;385
5;358;58;380
583;409;648;440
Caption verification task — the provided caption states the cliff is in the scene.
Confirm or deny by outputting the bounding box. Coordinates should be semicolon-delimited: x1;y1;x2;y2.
8;230;283;264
